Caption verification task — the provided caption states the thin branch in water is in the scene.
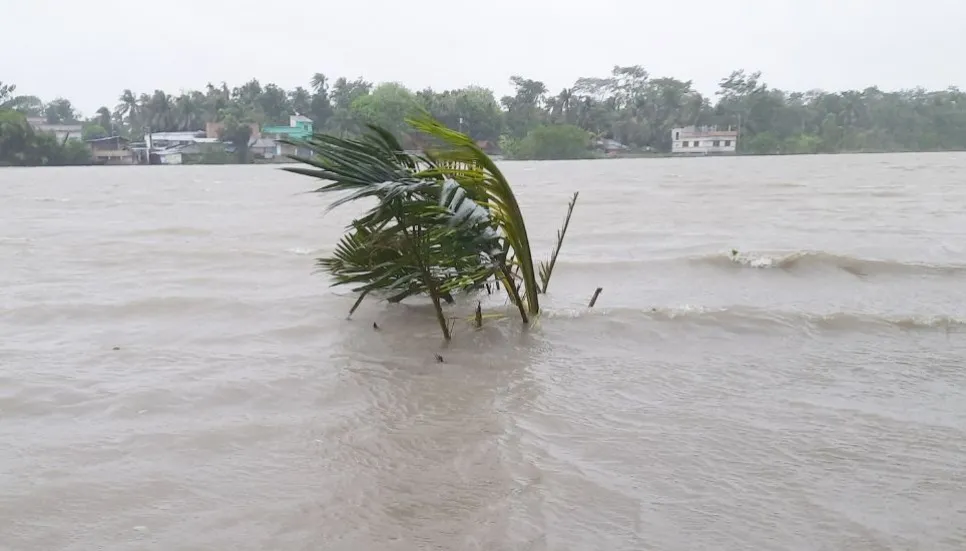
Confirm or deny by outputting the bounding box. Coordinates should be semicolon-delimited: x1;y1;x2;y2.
588;287;603;308
540;191;579;293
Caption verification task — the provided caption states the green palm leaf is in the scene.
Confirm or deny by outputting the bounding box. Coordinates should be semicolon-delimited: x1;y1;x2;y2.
408;115;541;315
288;124;510;337
538;191;579;293
285;113;579;337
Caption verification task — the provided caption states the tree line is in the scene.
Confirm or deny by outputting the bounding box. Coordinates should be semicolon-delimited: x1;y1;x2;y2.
3;67;966;165
0;83;92;166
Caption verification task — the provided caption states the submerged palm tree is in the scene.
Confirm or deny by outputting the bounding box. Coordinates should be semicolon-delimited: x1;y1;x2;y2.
282;114;578;339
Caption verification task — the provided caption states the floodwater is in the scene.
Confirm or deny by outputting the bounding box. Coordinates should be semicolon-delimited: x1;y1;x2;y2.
2;154;965;550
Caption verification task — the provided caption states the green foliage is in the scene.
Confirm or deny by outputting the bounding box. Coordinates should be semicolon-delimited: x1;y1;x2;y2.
498;135;520;157
13;66;966;166
283;116;579;337
192;144;234;165
328;77;372;136
282;123;504;338
538;192;578;293
409;115;544;317
59;139;93;165
43;98;78;124
82;123;108;141
0;109;33;165
417;86;505;143
0;82;14;104
782;134;822;154
94;107;113;132
744;131;780;154
0;109;91;166
501;76;548;138
508;124;592;160
217;114;253;163
0;81;43;115
349;83;419;141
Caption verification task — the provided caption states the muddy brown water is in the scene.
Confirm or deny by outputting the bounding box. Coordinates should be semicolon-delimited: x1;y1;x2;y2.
2;154;965;550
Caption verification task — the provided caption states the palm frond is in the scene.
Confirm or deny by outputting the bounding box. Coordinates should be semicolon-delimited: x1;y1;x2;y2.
538;191;579;293
408;115;542;316
281;130;415;193
286;115;578;337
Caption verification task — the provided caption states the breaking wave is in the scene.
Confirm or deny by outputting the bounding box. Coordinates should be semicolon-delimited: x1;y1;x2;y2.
549;250;966;278
547;305;966;333
691;250;966;276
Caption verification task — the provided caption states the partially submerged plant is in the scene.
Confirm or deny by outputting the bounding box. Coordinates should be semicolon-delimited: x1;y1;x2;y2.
538;191;578;293
282;115;579;339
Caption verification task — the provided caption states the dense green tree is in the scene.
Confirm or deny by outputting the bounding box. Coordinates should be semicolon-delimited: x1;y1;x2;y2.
174;92;205;131
0;82;43;115
82;123;108;140
203;82;231;123
0;82;14;105
0;109;33;164
232;79;263;110
218;114;253;163
506;124;592;160
9;67;966;166
114;89;141;133
328;77;371;136
417;86;504;143
44;98;78;124
258;84;290;125
350;82;418;141
305;73;334;130
94;106;113;133
140;90;176;131
0;108;92;166
501;76;548;138
288;86;312;117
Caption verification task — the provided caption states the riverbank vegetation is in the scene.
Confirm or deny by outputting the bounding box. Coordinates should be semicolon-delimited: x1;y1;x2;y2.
284;115;579;339
0;111;91;167
5;67;966;164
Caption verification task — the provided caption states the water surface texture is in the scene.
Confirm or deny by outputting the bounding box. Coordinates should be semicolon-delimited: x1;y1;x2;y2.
2;154;965;550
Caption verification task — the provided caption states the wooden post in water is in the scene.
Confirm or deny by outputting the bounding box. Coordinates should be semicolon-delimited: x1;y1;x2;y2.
475;302;483;328
588;287;603;308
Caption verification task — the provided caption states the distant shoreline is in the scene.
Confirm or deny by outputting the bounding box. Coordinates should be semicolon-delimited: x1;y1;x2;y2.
6;146;966;169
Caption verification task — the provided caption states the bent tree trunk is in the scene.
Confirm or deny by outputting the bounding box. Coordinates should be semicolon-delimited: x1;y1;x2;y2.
423;272;451;340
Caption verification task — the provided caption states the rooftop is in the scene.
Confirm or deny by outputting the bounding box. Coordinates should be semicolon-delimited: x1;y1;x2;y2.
148;131;211;142
86;136;130;143
27;119;83;131
250;138;277;148
673;125;738;136
261;125;311;135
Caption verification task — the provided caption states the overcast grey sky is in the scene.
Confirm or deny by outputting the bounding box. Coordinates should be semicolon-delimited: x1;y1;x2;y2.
3;0;965;115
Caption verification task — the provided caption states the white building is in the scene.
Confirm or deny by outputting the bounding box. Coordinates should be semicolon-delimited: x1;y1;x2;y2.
146;131;220;149
26;117;83;142
145;131;224;164
671;126;738;155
